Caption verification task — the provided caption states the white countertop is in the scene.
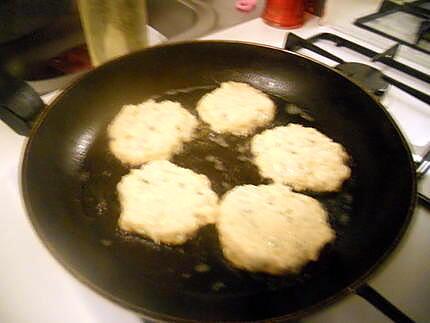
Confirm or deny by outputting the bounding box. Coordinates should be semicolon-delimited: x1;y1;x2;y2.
1;15;429;323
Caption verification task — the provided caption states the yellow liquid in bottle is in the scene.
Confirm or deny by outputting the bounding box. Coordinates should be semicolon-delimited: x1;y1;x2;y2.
78;0;148;66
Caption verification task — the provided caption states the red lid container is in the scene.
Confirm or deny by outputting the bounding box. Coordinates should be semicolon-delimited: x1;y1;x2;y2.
262;0;305;29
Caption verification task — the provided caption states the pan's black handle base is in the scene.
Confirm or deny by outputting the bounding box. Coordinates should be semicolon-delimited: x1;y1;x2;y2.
356;284;415;323
0;72;45;136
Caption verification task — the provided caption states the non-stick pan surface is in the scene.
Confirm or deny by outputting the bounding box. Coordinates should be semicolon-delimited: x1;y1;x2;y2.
22;41;415;321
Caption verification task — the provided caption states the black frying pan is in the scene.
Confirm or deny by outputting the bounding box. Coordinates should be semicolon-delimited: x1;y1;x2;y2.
0;41;416;322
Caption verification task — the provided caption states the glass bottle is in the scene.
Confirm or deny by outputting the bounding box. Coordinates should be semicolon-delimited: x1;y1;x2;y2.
77;0;148;66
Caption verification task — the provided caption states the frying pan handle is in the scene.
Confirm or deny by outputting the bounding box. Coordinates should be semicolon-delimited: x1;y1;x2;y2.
356;284;415;322
0;72;45;136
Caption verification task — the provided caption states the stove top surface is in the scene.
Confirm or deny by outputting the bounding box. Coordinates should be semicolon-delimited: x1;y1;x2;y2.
0;13;429;323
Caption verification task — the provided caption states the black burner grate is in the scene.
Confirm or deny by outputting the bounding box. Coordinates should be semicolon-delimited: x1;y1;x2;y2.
284;33;430;105
354;0;430;55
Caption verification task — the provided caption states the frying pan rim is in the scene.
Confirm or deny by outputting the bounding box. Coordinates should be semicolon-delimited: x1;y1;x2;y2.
21;40;417;322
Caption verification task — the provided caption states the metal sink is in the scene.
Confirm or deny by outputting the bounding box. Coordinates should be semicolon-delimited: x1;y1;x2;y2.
199;0;264;35
149;0;264;41
0;0;263;93
148;0;216;41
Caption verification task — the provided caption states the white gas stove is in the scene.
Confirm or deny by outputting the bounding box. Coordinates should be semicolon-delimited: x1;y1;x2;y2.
1;11;429;323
